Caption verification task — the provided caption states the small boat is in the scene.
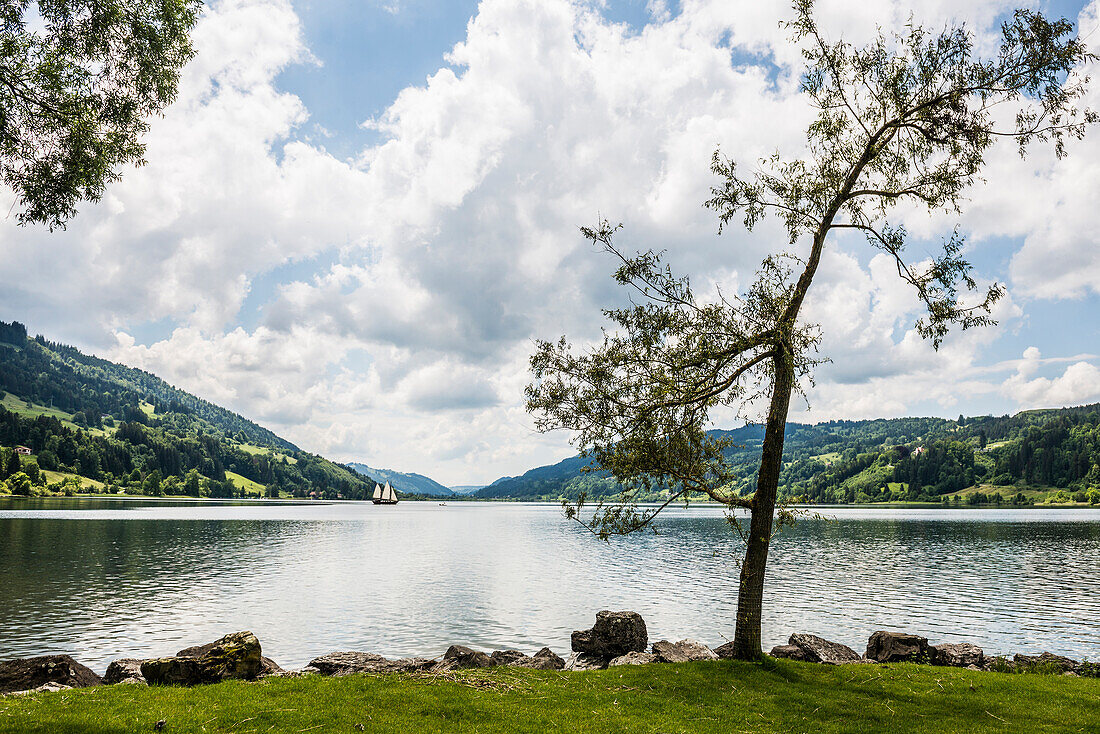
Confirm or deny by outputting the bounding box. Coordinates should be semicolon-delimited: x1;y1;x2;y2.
372;481;398;505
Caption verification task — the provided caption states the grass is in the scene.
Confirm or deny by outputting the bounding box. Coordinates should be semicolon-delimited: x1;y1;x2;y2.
41;470;105;491
0;660;1097;733
1;392;74;423
237;443;297;464
225;471;266;496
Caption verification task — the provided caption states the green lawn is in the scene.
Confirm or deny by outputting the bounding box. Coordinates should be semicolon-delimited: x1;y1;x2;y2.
1;392;74;422
41;470;105;491
225;471;265;496
0;660;1096;733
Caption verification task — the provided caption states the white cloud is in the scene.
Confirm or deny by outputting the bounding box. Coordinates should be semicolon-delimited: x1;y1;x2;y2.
1001;349;1100;407
2;0;1097;485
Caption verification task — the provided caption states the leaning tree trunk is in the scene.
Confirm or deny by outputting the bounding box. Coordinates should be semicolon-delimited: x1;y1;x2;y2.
731;344;796;660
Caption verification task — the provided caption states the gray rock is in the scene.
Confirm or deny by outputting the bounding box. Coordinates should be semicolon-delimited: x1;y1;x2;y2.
259;656;284;676
563;652;608;671
769;644;815;662
651;639;718;663
713;641;738;660
104;658;145;685
441;645;492;670
308;652;435;676
4;682;73;696
865;631;932;664
933;643;984;668
571;611;648;658
489;650;529;667
141;631;262;686
1013;652;1078;674
609;651;657;666
520;648;565;670
116;677;147;686
789;634;862;664
0;655;102;695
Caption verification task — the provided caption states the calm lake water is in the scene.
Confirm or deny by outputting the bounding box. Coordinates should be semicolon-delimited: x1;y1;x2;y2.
1;498;1098;672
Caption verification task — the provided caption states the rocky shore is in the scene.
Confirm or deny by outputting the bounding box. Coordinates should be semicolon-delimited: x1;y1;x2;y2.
2;611;1095;697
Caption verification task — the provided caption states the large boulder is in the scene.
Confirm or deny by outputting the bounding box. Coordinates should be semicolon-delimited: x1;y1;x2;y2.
563;652;608;671
571;611;648;658
609;651;657;666
308;652;435;676
0;655;102;694
651;639;718;664
865;631;932;664
141;631;262;686
933;643;984;668
103;658;145;685
788;634;862;664
259;656;284;676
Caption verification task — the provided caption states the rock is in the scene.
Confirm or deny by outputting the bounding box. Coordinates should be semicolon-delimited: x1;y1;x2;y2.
141;631;262;686
104;658;146;685
116;677;147;686
571;611;648;658
769;644;815;662
4;682;73;696
789;634;862;664
308;652;435;676
609;651;657;666
933;643;984;668
259;657;284;676
1013;652;1079;674
440;645;492;670
520;648;565;670
865;631;932;664
563;652;608;671
490;650;529;667
651;639;719;664
714;641;737;660
0;655;102;695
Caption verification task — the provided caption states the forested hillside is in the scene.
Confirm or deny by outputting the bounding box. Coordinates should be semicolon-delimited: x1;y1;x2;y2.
0;321;377;499
478;407;1100;505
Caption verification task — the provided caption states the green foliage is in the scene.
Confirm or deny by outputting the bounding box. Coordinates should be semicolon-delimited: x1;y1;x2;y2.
0;0;200;229
0;321;380;500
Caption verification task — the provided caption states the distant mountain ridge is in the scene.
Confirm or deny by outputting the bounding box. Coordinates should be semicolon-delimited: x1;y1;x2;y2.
347;464;454;496
476;406;1100;504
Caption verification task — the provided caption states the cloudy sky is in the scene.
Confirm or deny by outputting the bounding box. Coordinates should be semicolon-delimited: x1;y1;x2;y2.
2;0;1099;486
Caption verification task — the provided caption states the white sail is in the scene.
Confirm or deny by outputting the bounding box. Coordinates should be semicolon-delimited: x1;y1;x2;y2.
372;483;382;500
383;481;397;502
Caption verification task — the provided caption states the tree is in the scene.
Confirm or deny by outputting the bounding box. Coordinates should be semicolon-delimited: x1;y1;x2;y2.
527;2;1095;660
0;0;200;229
7;471;32;496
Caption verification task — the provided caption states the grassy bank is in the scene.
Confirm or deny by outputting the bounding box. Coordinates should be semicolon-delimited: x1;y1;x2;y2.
1;660;1097;733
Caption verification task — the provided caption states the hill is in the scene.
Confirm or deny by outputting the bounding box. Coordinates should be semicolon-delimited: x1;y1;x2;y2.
346;464;453;497
477;408;1100;505
0;320;377;500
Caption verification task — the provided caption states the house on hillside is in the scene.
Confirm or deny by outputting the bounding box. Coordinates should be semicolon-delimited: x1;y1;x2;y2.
15;446;31;456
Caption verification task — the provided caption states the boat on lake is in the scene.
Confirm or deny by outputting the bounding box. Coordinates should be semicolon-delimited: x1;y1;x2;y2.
372;481;398;505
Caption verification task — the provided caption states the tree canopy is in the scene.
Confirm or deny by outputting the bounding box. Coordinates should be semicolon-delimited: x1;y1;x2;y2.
0;0;200;229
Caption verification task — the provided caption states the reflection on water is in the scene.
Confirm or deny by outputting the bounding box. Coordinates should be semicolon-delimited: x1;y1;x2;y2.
0;499;1098;671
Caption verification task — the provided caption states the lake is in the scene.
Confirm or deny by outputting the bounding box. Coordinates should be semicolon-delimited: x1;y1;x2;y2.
1;499;1098;671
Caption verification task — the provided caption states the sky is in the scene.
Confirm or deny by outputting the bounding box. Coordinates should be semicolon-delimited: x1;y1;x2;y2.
1;0;1099;486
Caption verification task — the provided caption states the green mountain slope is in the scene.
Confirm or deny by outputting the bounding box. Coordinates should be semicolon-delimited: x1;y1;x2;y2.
477;408;1100;504
0;320;376;500
346;463;453;496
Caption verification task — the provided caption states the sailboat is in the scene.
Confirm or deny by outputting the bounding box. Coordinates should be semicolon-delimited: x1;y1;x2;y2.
372;481;398;505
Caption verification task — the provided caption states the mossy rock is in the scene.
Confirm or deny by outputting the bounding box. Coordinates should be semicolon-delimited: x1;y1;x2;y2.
141;631;261;686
